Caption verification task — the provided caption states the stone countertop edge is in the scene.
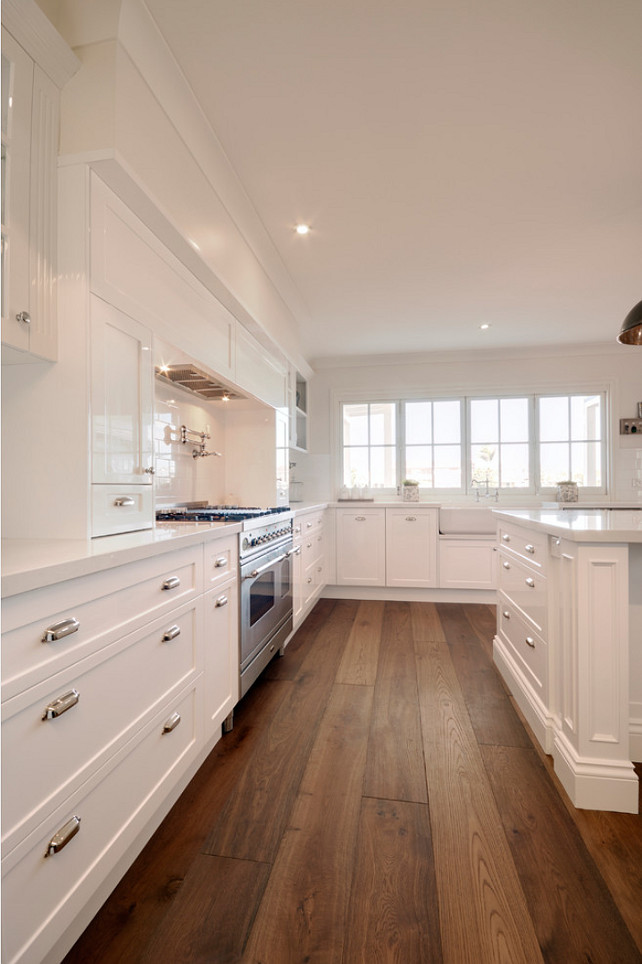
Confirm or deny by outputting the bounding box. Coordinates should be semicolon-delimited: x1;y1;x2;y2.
1;521;243;599
492;508;642;543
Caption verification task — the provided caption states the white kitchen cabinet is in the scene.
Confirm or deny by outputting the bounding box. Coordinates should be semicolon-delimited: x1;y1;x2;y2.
293;508;326;628
1;29;60;362
1;532;242;963
335;508;386;586
288;367;308;452
439;538;496;589
495;520;552;750
235;325;288;409
90;295;154;534
385;508;438;588
202;572;238;740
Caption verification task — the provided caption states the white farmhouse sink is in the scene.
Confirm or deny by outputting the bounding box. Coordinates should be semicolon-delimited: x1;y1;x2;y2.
439;505;497;534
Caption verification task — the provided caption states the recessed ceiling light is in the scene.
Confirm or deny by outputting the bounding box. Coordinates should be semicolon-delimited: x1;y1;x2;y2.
480;323;491;330
295;224;311;236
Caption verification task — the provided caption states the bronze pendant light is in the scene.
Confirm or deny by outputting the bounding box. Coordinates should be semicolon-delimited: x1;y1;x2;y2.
617;301;642;345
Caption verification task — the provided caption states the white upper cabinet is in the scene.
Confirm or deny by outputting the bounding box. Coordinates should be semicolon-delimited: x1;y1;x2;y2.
1;29;59;362
90;174;236;384
235;325;287;409
90;295;153;487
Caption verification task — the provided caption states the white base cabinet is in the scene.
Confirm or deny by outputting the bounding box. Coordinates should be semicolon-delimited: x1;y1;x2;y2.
292;508;326;629
1;533;239;964
386;508;438;588
439;538;496;590
335;508;386;586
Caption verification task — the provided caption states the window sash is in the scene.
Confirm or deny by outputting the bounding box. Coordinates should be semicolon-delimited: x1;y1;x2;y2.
339;392;607;495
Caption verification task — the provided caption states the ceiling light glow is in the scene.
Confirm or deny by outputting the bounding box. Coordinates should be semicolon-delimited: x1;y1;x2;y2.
479;323;491;330
295;224;311;235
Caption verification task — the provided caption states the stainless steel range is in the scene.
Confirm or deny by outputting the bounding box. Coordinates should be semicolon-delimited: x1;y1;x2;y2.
239;512;295;697
155;504;295;698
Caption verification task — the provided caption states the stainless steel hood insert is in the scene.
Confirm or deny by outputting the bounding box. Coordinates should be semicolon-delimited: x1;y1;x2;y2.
155;364;244;401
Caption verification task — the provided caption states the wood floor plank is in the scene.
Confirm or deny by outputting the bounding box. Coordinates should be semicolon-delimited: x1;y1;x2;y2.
264;597;337;681
364;601;428;804
410;601;446;641
344;797;443;963
335;599;384;685
61;674;291;964
482;744;641;963
138;854;270;964
414;629;544;964
203;599;358;863
437;603;532;749
242;683;373;964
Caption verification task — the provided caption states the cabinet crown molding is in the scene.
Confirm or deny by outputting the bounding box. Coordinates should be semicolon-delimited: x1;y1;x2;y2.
2;0;80;88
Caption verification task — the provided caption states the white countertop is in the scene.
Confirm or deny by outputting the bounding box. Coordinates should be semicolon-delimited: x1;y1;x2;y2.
1;521;242;598
493;508;642;543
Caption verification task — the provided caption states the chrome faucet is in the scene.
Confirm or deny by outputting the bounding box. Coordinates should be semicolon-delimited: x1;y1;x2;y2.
471;477;499;501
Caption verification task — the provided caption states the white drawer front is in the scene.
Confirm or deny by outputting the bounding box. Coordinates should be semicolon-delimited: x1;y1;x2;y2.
203;580;238;739
2;600;202;852
2;546;203;701
497;550;547;635
91;484;153;537
297;510;324;535
497;593;548;700
1;684;200;964
204;535;237;589
497;522;548;572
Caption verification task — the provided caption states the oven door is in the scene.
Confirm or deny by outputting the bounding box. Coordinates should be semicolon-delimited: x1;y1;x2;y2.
240;541;293;674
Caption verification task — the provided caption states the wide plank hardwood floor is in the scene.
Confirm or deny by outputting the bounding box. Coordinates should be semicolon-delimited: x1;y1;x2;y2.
63;600;642;964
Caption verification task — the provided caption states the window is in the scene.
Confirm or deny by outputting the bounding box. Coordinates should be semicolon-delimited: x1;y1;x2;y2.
538;394;603;488
405;400;462;488
339;392;606;495
342;402;396;489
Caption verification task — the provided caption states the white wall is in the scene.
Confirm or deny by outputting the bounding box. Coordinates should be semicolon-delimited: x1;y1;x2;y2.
301;343;642;504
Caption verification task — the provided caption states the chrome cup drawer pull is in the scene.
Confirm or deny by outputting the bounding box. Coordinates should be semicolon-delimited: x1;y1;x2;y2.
215;595;228;608
525;577;535;588
355;516;366;522
42;689;80;720
162;625;181;642
162;576;181;591
524;544;535;554
42;617;80;643
114;496;135;507
525;636;536;648
502;533;511;542
214;556;228;568
45;815;81;856
163;712;181;733
502;561;511;570
405;516;417;522
502;610;510;619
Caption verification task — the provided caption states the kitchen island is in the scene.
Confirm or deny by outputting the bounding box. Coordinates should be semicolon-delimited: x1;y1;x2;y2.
493;508;642;814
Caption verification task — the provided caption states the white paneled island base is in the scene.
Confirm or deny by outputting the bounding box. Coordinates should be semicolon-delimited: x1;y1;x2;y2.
493;509;642;814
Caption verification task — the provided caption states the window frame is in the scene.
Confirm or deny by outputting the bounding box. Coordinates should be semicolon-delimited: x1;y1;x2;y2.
336;389;609;498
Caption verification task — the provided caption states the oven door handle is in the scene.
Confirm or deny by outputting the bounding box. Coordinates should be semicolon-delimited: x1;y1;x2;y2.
243;551;290;580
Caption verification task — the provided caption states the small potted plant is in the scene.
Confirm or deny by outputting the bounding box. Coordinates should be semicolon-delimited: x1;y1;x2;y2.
401;479;420;502
556;480;578;503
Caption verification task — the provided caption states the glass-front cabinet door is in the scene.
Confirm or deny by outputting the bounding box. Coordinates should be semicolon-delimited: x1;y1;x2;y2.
1;28;33;353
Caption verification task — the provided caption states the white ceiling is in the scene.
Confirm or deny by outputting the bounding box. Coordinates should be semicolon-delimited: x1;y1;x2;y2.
145;0;642;362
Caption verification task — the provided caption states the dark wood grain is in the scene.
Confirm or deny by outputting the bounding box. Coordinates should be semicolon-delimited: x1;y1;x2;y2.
335;598;384;685
438;602;532;749
414;633;544;963
138;854;270;964
62;600;642;964
344;796;443;963
203;598;358;862
364;601;428;804
482;743;642;963
242;682;373;963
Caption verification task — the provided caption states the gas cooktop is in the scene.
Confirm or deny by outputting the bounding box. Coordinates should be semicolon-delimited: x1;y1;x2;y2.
155;504;291;523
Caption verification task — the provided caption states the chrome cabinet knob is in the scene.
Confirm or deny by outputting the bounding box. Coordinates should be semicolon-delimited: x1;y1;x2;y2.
16;310;31;325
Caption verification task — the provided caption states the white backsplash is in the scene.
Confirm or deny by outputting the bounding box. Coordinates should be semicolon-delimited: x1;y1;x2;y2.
154;380;226;506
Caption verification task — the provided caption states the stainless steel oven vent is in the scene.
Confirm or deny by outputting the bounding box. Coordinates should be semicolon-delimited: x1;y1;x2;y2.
155;365;244;401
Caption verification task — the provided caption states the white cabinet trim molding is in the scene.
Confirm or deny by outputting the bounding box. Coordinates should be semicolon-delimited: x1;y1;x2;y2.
1;0;79;88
